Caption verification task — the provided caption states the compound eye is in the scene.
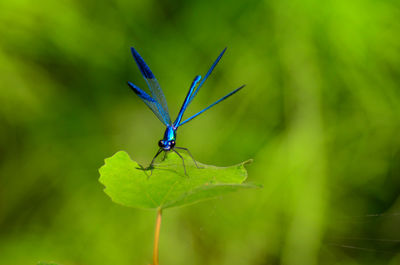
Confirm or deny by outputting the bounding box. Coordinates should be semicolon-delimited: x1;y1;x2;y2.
158;140;164;147
170;140;175;147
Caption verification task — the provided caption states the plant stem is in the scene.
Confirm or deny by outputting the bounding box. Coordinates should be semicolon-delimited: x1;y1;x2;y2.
152;208;162;265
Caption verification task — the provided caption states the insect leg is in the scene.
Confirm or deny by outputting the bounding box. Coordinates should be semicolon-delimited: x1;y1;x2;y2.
172;149;187;175
162;151;168;161
174;147;201;169
148;148;163;176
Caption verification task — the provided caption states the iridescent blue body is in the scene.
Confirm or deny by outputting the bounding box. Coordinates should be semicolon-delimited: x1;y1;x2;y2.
127;47;245;174
159;126;176;151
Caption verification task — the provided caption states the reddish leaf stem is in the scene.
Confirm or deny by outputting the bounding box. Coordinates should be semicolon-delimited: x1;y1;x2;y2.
152;208;162;265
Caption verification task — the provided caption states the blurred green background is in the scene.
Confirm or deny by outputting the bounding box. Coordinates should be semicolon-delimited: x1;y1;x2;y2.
1;0;400;264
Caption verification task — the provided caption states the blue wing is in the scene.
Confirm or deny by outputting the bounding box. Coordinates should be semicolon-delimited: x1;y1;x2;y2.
187;48;227;104
127;82;171;126
173;75;202;127
177;85;245;127
130;47;171;125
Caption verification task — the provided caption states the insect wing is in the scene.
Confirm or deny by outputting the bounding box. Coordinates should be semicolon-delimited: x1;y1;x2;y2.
127;82;170;126
174;75;202;127
130;47;171;125
178;84;245;127
188;48;227;104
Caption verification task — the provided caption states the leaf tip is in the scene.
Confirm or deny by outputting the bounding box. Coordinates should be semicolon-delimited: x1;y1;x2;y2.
243;158;254;165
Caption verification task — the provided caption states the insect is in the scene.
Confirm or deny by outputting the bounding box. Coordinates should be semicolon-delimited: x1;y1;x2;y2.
127;47;245;174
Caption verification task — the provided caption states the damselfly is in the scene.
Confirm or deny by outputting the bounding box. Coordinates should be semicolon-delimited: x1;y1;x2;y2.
127;47;245;174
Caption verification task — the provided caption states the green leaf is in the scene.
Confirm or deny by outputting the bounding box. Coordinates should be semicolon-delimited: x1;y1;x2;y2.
37;262;58;265
99;151;258;210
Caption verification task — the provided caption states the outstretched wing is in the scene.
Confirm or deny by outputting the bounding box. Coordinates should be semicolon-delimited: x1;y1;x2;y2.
173;75;202;127
174;48;240;128
127;82;171;126
187;48;227;104
177;85;245;127
129;47;171;125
